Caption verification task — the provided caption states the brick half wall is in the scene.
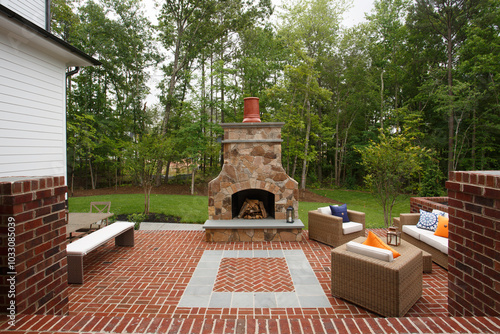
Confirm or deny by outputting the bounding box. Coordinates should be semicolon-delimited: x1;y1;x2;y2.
410;196;449;214
0;176;68;316
446;171;500;317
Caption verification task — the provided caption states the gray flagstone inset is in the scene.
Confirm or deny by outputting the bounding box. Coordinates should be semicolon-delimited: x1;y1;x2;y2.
178;249;331;308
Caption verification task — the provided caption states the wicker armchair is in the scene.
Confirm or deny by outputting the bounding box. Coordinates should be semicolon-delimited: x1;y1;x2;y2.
331;237;423;317
308;209;366;248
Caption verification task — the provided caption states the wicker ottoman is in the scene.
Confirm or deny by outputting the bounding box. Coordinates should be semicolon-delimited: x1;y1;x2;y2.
331;237;423;317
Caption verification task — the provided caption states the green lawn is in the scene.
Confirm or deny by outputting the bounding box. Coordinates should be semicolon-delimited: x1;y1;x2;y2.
69;194;208;224
68;189;411;229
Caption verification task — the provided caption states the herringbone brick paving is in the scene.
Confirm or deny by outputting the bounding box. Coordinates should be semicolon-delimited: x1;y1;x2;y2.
2;229;499;333
213;258;294;292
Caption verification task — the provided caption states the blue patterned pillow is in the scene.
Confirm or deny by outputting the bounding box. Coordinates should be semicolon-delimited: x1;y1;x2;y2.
416;210;439;231
330;204;349;222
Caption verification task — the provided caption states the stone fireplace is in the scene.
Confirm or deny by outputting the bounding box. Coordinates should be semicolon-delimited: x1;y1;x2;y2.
203;98;303;242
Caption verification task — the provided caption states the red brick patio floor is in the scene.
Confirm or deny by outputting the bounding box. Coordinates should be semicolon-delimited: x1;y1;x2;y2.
2;229;499;333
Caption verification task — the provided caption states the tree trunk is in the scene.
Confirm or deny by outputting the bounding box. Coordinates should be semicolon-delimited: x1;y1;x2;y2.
300;99;312;190
380;70;384;129
291;155;298;179
165;160;171;182
115;162;118;190
89;156;96;190
335;107;340;186
317;139;322;185
191;163;196;195
144;185;152;215
472;107;476;169
447;23;454;174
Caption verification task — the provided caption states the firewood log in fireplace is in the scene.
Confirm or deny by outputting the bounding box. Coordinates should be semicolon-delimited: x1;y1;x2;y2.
238;199;268;219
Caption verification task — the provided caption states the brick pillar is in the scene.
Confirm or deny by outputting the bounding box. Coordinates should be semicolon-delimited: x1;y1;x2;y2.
0;176;68;317
446;171;500;317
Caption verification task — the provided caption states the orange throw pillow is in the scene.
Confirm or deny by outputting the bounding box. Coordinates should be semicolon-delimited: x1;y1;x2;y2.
434;215;449;238
363;231;401;259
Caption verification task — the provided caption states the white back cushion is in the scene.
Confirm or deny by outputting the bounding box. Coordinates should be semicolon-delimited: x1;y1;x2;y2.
346;242;394;262
318;206;332;214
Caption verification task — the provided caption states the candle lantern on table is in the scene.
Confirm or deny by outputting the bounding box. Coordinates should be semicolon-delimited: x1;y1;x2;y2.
387;225;401;246
286;206;294;223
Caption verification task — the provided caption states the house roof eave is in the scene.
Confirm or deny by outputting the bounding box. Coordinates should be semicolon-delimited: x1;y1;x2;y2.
0;4;101;67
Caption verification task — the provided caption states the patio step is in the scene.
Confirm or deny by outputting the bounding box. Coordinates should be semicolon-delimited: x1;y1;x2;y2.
3;314;499;333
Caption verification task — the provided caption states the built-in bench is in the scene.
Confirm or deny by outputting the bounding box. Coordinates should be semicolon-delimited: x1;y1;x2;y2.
66;222;135;284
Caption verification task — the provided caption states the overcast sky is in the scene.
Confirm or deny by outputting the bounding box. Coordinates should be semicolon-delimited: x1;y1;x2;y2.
143;0;375;105
341;0;375;27
143;0;375;27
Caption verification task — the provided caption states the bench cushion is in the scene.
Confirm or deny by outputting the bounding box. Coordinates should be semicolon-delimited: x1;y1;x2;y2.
402;225;436;241
402;224;448;254
67;222;135;256
420;234;448;254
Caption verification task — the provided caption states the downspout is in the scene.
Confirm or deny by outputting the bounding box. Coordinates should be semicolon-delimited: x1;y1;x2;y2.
45;0;51;32
66;65;79;197
66;67;80;78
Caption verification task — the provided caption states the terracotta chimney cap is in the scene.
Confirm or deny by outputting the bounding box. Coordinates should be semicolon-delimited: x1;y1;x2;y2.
243;97;261;123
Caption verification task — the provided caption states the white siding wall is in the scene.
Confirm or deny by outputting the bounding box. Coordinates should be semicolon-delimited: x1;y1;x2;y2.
0;29;67;178
0;0;46;29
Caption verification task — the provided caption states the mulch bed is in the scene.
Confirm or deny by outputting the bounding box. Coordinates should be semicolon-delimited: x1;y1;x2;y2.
114;213;181;223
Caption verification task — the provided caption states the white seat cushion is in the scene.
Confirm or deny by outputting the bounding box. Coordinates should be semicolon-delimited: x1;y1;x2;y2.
420;234;449;254
343;222;363;235
402;225;436;241
346;241;394;262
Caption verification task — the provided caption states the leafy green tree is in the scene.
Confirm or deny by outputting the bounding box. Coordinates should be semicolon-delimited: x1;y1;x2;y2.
321;24;375;187
57;0;158;188
50;0;79;41
358;132;428;227
410;0;478;174
366;0;411;129
157;0;251;132
457;0;500;170
125;132;170;215
277;0;346;189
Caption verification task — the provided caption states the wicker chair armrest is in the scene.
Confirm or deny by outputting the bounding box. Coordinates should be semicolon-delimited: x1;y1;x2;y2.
308;210;344;232
347;210;365;227
399;213;420;226
393;217;402;229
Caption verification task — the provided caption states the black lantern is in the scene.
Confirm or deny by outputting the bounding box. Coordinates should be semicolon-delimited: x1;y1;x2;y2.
286;206;294;223
387;225;401;246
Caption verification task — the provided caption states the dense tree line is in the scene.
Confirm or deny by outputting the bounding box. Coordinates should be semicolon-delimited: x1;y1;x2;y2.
52;0;499;196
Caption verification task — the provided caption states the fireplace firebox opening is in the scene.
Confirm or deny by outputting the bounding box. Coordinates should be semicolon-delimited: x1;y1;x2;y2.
232;189;275;219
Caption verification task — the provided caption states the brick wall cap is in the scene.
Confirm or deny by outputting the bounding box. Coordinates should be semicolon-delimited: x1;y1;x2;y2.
0;176;52;184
